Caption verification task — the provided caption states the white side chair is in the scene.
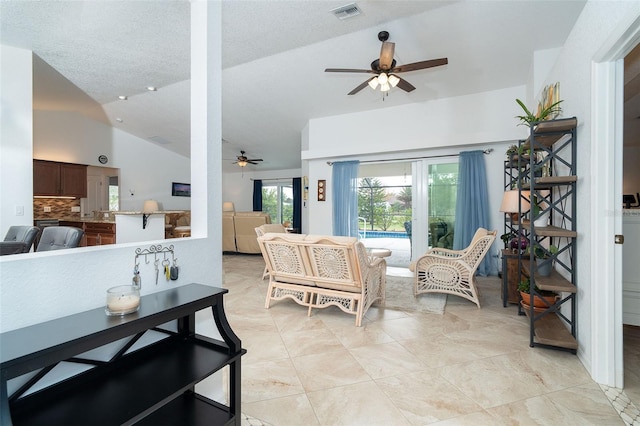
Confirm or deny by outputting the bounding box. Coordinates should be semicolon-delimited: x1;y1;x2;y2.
255;223;287;279
411;228;496;308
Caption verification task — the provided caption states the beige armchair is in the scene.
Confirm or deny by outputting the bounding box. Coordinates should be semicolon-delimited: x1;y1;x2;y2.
255;223;287;279
411;228;496;308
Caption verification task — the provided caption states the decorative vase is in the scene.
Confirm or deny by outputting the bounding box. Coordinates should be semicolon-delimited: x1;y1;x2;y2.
536;258;553;276
534;211;549;227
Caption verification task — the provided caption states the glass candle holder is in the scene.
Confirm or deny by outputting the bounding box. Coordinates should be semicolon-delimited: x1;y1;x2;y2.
105;285;140;316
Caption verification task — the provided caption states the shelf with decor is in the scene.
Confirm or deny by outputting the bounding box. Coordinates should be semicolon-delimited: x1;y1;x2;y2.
517;116;578;353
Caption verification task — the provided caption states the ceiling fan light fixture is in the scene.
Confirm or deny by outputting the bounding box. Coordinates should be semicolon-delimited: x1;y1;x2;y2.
388;74;400;88
380;82;391;92
377;72;388;85
237;160;248;167
368;77;379;89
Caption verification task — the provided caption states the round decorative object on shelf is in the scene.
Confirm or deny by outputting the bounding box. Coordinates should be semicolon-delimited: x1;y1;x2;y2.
98;155;109;164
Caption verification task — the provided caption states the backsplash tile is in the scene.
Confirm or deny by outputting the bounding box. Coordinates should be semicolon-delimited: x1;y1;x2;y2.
34;198;81;220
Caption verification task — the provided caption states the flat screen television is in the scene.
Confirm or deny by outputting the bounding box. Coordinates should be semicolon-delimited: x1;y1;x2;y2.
172;182;191;197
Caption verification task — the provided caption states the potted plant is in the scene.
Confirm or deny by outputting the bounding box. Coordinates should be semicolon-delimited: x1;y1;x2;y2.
501;230;528;252
515;98;563;127
505;144;518;162
525;245;558;276
530;194;549;227
518;278;557;310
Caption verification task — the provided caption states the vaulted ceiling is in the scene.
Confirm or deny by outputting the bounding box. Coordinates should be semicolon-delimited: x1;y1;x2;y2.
2;1;607;173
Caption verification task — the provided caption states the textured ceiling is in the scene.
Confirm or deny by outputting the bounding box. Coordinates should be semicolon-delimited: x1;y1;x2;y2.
1;1;595;172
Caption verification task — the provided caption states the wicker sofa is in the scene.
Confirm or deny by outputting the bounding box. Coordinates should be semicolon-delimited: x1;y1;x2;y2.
257;232;386;326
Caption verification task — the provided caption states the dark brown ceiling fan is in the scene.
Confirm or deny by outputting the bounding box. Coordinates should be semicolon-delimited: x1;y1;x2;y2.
233;150;263;167
325;31;448;95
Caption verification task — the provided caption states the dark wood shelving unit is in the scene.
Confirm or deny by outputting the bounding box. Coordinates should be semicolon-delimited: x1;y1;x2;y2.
518;116;578;353
0;284;246;426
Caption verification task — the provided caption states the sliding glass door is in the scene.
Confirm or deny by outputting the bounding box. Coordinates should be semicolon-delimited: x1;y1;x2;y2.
355;159;459;267
412;159;459;260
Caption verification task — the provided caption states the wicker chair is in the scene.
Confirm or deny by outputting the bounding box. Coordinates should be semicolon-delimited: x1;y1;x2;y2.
255;223;287;279
411;228;496;308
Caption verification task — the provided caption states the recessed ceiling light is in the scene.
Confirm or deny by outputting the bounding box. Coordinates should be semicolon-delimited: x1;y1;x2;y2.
115;118;123;123
118;95;128;100
146;86;157;91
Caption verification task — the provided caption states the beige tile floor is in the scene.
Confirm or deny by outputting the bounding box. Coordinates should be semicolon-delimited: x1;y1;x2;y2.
223;254;630;425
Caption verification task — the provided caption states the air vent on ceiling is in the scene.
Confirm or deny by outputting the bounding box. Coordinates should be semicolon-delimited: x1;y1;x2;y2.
330;3;361;20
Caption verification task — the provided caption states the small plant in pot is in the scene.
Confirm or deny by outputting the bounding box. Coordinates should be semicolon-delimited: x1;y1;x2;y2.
518;278;557;310
505;145;518;164
530;194;550;227
524;245;558;276
501;231;528;252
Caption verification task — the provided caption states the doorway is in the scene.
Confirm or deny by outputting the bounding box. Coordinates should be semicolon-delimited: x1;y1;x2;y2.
591;16;640;404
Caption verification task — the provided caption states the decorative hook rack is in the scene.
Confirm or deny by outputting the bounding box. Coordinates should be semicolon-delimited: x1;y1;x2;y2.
134;244;176;266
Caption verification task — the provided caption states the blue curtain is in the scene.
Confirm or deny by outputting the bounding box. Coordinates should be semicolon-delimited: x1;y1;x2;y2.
453;150;492;275
252;179;262;211
293;177;301;233
332;160;360;237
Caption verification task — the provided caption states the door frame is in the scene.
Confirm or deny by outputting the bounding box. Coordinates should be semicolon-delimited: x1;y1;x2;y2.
591;17;640;387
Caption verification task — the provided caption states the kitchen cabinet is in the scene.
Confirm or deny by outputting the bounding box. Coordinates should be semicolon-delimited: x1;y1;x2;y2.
33;160;87;198
0;284;246;425
84;222;116;246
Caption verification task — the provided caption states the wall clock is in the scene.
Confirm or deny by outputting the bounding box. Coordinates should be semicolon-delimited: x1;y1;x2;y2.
98;155;109;164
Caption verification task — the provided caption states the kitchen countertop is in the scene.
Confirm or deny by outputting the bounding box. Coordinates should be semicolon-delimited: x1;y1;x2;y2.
59;217;116;224
112;210;186;215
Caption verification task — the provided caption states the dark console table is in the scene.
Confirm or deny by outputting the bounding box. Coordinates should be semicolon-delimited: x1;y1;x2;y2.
0;284;245;425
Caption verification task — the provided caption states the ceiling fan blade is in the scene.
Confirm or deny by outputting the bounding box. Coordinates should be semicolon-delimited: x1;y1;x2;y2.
391;58;448;74
395;76;416;93
247;159;263;162
379;41;395;70
325;68;376;74
348;78;376;95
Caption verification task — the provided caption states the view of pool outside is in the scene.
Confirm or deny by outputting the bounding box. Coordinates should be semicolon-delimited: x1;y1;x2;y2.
357;173;412;267
360;236;411;268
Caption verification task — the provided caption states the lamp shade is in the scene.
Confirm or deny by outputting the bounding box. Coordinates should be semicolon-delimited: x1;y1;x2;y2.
499;190;530;213
143;199;159;213
222;201;235;212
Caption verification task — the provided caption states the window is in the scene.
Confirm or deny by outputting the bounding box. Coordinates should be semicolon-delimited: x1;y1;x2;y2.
262;183;293;225
108;176;119;211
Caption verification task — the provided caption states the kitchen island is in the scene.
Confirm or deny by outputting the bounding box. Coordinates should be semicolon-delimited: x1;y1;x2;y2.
114;210;188;243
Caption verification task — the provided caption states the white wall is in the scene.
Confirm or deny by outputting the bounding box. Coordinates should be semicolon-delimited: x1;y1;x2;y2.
0;3;221;339
538;0;640;375
0;46;34;233
34;110;191;212
304;86;527;162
